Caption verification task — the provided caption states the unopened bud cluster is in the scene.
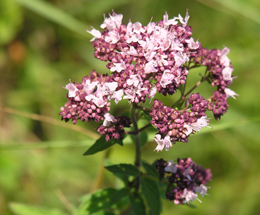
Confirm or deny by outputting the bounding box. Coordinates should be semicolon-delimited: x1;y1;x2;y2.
156;158;212;204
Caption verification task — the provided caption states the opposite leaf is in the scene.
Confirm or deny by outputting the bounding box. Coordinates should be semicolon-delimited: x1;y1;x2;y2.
141;177;161;215
129;192;147;215
83;136;122;156
105;164;141;176
76;188;128;215
142;160;158;178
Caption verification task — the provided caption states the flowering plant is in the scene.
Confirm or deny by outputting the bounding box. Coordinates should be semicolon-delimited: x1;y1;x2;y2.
60;10;237;214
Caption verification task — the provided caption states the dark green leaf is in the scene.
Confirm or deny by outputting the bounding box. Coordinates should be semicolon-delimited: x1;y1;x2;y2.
141;177;161;215
157;181;167;200
83;136;122;156
103;160;129;184
9;203;66;215
140;131;148;147
122;111;130;118
114;173;129;185
142;110;151;122
142;160;158;178
105;164;141;176
76;188;128;215
129;192;147;215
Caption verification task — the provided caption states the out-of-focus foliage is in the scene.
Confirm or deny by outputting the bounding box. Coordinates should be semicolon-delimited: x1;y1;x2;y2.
0;0;260;214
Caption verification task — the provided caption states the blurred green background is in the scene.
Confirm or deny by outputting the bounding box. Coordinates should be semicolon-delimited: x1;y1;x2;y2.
0;0;260;214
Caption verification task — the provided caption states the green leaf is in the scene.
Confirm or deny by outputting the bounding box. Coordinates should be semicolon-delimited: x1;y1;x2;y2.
76;188;128;215
141;177;161;215
105;164;141;176
83;136;122;156
103;160;129;184
142;110;151;122
140;131;148;147
14;0;89;38
142;160;158;178
157;181;167;200
129;192;147;215
9;203;67;215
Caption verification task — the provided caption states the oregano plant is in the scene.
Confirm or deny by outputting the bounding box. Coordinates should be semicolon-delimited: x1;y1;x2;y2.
60;10;237;214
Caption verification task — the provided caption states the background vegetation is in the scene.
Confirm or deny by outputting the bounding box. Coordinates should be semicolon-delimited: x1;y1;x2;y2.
0;0;260;214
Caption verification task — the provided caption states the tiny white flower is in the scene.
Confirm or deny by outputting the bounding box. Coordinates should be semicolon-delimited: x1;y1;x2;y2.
111;89;124;104
65;81;78;98
164;160;177;173
105;30;120;44
160;69;174;88
195;184;209;197
127;74;142;87
100;13;123;31
224;88;238;99
222;66;233;81
163;12;178;26
110;60;126;73
174;52;189;67
86;27;102;42
103;113;115;127
182;189;201;204
148;86;157;100
184;116;210;135
154;134;172;152
177;11;190;27
191;116;209;132
185;38;200;50
219;47;231;67
144;60;157;74
183;166;192;181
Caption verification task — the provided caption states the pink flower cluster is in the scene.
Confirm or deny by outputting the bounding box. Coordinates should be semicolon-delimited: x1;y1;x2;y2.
97;113;131;141
88;11;197;102
60;11;237;147
150;97;210;151
156;158;212;204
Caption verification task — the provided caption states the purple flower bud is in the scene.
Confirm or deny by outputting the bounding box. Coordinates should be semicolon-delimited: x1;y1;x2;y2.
156;158;212;204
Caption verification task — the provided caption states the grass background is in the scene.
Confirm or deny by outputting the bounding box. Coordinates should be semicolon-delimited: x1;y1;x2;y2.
0;0;260;214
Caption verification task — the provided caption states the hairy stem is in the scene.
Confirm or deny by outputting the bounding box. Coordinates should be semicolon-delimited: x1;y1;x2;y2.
130;103;141;191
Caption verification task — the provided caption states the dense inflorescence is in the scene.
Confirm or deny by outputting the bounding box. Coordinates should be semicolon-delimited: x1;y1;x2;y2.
60;11;237;145
155;158;212;204
97;113;132;141
150;99;209;151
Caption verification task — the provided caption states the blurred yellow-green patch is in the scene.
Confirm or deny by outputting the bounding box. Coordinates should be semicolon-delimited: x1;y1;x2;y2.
0;0;260;215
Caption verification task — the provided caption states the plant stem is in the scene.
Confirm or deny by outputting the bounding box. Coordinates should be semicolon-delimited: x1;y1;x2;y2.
125;123;151;135
172;70;209;108
130;103;141;191
183;73;209;98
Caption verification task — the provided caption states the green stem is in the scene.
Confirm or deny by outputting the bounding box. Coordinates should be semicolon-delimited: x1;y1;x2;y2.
130;103;141;192
125;123;151;135
172;69;209;108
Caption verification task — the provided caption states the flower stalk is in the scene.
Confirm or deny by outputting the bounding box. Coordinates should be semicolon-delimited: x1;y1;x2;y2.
130;103;141;191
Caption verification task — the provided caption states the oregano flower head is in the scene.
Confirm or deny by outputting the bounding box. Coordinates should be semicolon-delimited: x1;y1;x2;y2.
60;10;237;151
